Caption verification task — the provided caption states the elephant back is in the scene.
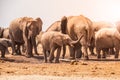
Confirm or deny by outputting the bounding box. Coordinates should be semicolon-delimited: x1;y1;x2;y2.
46;21;61;32
116;21;120;34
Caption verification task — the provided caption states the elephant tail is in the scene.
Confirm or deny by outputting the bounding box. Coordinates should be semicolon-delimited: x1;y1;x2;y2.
61;16;67;34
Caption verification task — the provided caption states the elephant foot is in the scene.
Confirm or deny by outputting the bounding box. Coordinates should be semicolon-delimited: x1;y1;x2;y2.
97;55;101;59
62;56;65;59
44;60;47;63
55;60;60;63
1;56;5;59
84;56;89;60
11;52;16;55
15;53;22;55
35;52;39;55
102;55;106;59
115;55;119;58
90;53;96;56
49;60;53;63
69;57;75;60
26;54;33;58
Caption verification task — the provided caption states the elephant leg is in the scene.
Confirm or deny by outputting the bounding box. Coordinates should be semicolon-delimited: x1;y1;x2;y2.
88;46;95;55
32;37;39;55
115;47;119;58
80;37;89;60
43;48;47;63
75;48;82;58
1;49;5;58
49;47;56;63
29;39;33;57
68;46;75;59
55;47;61;63
9;33;16;55
102;49;107;58
15;45;21;55
26;39;33;58
21;44;26;53
11;42;16;55
96;49;101;59
5;48;10;54
62;45;66;59
82;46;89;60
75;43;82;58
109;48;115;55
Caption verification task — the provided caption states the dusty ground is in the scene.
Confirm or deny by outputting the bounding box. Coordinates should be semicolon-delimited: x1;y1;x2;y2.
0;46;120;80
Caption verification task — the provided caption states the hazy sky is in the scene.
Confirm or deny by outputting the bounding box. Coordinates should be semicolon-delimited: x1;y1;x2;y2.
1;0;120;31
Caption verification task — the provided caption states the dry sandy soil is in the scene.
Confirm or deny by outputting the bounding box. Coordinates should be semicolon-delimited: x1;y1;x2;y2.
0;46;120;80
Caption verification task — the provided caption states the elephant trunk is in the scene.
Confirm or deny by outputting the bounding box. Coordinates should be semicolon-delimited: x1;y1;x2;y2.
70;34;83;45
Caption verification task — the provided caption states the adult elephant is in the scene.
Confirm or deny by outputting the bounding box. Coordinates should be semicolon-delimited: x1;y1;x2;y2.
61;15;93;60
46;21;61;32
9;17;43;57
95;28;120;59
45;19;82;59
41;31;83;63
89;21;114;55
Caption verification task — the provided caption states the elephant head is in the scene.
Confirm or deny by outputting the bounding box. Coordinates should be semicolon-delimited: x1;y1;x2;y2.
24;18;42;39
0;38;12;48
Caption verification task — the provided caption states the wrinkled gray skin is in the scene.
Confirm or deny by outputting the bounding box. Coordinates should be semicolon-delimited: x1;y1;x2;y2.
95;28;120;59
44;20;82;59
46;21;61;32
9;17;42;57
46;21;67;58
41;31;82;63
0;27;10;54
89;21;114;55
36;31;45;47
61;15;94;60
0;38;12;58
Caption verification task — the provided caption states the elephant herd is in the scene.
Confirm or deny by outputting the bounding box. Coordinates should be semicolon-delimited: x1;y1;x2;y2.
0;15;120;63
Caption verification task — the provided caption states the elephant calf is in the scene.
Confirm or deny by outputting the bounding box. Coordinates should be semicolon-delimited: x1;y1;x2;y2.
0;38;12;58
41;31;82;63
95;28;120;59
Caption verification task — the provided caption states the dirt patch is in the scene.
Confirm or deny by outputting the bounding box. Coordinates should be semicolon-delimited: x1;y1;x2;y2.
0;45;120;79
0;54;120;78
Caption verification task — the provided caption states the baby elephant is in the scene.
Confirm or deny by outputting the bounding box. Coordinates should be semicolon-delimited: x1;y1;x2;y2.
0;38;12;58
41;31;83;63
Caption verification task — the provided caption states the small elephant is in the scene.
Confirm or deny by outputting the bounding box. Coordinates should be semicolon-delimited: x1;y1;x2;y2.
95;28;120;59
0;38;12;58
41;31;83;63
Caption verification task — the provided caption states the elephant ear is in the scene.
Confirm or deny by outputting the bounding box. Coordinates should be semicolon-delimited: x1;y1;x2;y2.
35;17;43;34
52;36;63;46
